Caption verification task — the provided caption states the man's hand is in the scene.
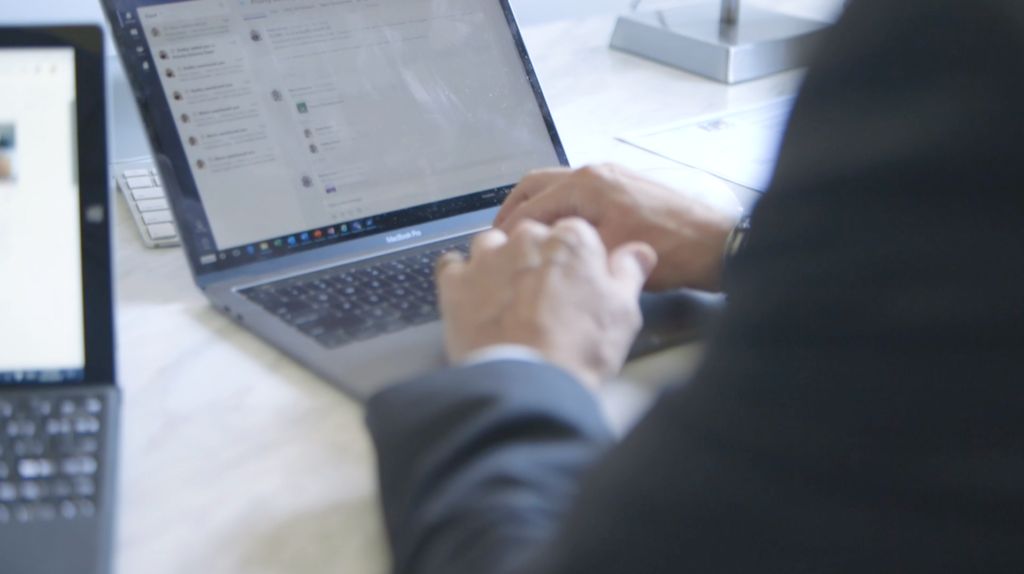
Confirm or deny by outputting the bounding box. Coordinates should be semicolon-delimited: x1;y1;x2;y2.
436;218;657;392
494;164;740;292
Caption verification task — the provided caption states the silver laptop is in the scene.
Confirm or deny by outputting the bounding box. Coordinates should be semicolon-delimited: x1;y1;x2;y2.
100;0;568;399
0;26;120;573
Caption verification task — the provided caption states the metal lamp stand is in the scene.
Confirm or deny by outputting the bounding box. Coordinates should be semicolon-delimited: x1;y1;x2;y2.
610;0;832;84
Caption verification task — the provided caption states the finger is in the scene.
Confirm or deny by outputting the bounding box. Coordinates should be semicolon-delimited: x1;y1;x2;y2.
508;220;550;269
544;217;605;264
509;219;551;240
434;251;467;285
608;242;658;297
471;228;508;258
499;180;582;233
494;168;572;227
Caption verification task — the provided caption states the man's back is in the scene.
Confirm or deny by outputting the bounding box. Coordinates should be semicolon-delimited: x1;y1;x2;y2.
368;0;1024;572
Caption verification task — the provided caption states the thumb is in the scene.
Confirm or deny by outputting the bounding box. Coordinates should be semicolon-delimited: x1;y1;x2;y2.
609;242;657;295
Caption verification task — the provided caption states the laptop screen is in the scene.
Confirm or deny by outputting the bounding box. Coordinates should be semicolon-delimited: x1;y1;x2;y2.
104;0;565;273
0;47;86;384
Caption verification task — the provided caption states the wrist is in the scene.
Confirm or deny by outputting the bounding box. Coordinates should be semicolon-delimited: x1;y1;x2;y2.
663;208;740;293
449;340;604;393
458;344;547;367
701;211;743;292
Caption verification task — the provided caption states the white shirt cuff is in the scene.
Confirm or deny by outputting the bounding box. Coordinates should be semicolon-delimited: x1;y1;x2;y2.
459;344;548;367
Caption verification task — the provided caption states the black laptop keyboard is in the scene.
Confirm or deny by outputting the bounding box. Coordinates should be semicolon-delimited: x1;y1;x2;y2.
0;394;106;524
240;237;472;348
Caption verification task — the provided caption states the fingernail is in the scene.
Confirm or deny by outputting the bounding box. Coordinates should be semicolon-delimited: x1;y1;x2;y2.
631;246;657;276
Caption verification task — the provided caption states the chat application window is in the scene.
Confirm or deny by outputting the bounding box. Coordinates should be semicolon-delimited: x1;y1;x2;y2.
137;0;561;250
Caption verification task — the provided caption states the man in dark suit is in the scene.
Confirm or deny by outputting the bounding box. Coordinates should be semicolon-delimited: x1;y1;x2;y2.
367;0;1024;572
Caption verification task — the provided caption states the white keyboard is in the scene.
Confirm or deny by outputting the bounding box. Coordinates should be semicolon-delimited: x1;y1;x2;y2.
113;160;180;248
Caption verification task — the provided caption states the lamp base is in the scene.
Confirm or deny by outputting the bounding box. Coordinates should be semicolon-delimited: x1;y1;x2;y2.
610;3;832;84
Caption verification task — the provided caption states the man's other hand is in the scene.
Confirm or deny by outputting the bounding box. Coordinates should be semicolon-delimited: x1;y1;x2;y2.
435;218;657;392
494;164;740;292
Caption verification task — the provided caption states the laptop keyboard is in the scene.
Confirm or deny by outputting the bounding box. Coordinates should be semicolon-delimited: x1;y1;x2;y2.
240;237;472;348
0;394;106;524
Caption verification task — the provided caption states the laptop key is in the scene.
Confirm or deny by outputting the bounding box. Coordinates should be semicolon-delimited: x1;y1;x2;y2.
77;437;100;454
14;439;45;457
6;419;37;438
19;481;43;501
289;310;322;326
76;499;96;518
34;503;57;521
50;479;73;498
18;458;56;479
13;503;31;523
61;456;98;476
74;416;101;434
30;400;53;417
347;321;390;342
73;477;96;497
59;500;77;519
273;299;314;318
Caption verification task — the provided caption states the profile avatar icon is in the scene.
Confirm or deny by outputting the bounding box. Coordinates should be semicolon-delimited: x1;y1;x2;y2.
180;113;190;124
303;128;313;139
0;124;16;182
250;29;263;42
300;175;313;188
309;144;319;154
173;91;183;101
196;159;206;170
159;50;169;60
165;68;175;79
188;136;199;147
271;89;283;102
151;27;161;38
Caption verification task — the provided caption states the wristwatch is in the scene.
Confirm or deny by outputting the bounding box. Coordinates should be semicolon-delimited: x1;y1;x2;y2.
723;215;752;265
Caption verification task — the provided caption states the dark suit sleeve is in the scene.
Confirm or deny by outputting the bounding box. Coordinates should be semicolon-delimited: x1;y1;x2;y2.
366;361;615;574
368;0;1024;573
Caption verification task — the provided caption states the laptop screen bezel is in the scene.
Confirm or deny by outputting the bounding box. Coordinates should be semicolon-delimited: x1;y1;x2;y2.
0;27;115;387
100;0;569;280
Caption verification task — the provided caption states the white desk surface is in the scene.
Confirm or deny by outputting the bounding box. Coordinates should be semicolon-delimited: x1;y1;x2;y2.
111;6;835;573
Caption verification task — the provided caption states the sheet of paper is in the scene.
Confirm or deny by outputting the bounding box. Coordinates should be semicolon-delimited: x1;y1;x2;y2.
618;97;795;192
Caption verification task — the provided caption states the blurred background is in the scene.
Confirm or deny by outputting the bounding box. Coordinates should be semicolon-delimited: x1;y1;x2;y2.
2;0;847;34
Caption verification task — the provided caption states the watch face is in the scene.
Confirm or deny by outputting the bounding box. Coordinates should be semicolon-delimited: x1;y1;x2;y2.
725;216;752;259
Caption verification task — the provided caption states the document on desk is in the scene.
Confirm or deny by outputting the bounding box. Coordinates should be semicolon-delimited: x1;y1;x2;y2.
618;97;796;192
